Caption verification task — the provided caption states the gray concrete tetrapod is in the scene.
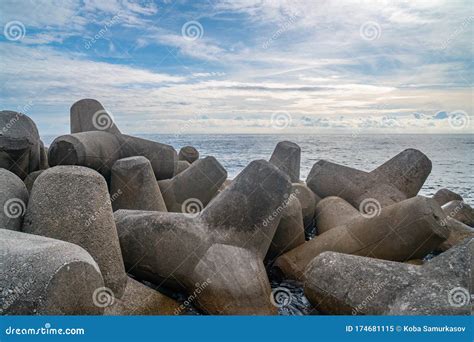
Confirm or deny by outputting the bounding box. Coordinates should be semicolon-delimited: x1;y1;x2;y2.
274;196;449;280
314;196;359;234
175;160;191;175
0;111;42;179
269;141;301;183
306;149;432;208
23;170;45;193
442;200;474;227
115;160;292;313
22;166;127;299
48;131;177;180
304;238;473;315
178;146;199;164
433;188;463;206
110;156;167;212
0;168;28;231
159;156;227;213
291;183;319;234
0;229;105;315
70;98;121;135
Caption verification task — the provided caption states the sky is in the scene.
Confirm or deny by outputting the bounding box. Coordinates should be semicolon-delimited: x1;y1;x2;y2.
0;0;473;135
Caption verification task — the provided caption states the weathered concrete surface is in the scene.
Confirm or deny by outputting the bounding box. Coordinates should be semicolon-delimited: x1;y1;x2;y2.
178;146;199;164
193;244;277;315
269;141;301;183
70;98;121;135
48;131;178;180
115;160;291;305
110;156;167;212
105;277;179;315
440;217;474;251
314;196;359;234
0;168;28;231
266;196;305;259
304;238;472;315
23;166;127;299
159;156;227;213
0;229;104;315
23;170;44;193
0;111;42;179
442;200;474;227
307;149;431;208
274;196;449;280
291;183;319;234
433;188;463;206
175;160;191;175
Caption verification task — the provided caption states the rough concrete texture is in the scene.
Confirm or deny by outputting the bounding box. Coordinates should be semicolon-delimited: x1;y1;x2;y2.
159;156;227;213
269;141;301;183
274;196;449;280
48;131;178;180
266;196;305;259
442;200;474;227
291;183;319;233
0;111;42;179
23;170;44;193
304;238;473;315
178;146;199;164
110;156;167;212
70;98;121;135
314;196;359;234
105;277;179;315
193;244;277;315
307;149;431;208
23;166;127;299
115;160;291;310
0;229;104;315
433;188;463;206
175;160;191;175
0;168;29;231
439;217;474;251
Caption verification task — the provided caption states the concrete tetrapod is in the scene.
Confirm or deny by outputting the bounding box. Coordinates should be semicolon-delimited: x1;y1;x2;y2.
178;146;199;164
48;131;177;180
304;238;473;315
23;170;45;193
22;166;128;299
0;111;42;179
433;188;463;206
110;156;167;212
70;98;121;135
0;229;104;315
307;149;432;208
269;141;301;183
0;168;28;231
291;183;319;234
314;196;359;234
442;200;474;227
115;160;292;313
159;156;227;213
274;196;449;280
